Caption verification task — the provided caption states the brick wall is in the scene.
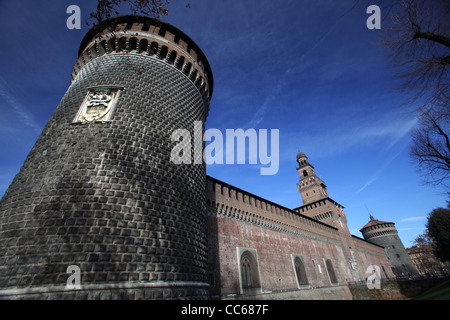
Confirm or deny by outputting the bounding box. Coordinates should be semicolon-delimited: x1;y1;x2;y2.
206;177;394;299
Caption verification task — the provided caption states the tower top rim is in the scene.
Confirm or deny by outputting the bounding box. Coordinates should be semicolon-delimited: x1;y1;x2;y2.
79;15;213;97
359;216;395;232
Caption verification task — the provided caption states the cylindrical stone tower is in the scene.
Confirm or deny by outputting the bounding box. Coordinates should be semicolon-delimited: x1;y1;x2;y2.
360;215;419;279
0;15;213;299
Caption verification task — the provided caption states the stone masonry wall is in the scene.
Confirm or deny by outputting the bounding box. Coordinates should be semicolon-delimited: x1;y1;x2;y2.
0;37;210;299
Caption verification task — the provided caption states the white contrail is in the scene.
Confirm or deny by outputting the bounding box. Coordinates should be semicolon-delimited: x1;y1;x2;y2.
0;75;41;133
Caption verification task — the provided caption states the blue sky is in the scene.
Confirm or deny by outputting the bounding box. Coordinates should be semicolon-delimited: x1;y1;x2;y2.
0;0;447;247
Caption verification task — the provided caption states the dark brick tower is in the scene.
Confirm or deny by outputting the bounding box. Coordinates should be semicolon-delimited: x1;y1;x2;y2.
0;15;213;299
360;215;419;279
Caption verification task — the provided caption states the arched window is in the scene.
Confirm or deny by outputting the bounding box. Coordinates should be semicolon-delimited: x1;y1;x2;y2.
303;170;308;177
294;256;309;285
325;259;338;284
241;258;252;288
240;250;260;289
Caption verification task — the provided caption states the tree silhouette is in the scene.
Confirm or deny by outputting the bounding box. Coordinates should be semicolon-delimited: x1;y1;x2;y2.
426;206;450;261
87;0;186;25
378;0;449;191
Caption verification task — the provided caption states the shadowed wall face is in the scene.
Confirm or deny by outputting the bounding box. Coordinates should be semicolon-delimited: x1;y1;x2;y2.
360;217;419;279
0;16;213;299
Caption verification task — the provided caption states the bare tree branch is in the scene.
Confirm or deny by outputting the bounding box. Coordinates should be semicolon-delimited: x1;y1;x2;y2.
87;0;171;26
375;0;450;192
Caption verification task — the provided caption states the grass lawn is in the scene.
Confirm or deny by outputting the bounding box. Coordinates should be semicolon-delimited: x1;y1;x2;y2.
414;279;450;300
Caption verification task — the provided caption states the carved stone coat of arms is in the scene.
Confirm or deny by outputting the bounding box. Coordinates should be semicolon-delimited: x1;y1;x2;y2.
73;87;122;123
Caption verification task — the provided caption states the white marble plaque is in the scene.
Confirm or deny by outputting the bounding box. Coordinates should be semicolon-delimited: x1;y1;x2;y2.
73;87;122;123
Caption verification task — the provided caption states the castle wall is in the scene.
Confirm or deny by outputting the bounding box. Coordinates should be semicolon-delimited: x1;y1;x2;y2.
206;176;394;299
208;213;354;299
206;177;355;299
351;236;395;280
294;199;395;282
0;14;398;301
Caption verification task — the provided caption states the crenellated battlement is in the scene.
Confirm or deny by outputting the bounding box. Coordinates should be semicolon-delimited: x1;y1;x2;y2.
361;222;398;239
73;15;213;113
206;176;341;243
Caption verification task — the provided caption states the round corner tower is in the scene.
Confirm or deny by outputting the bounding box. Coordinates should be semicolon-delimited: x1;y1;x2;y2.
0;15;213;299
360;215;419;279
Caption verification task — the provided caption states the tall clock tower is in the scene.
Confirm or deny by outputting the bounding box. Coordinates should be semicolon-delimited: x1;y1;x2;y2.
294;151;363;281
296;151;328;205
